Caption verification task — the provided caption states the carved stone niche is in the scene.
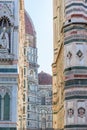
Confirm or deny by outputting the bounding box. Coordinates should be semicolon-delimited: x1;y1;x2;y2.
0;16;12;53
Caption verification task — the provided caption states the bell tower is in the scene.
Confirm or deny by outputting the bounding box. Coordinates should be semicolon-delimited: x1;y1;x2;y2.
64;0;87;130
53;0;87;130
0;0;25;130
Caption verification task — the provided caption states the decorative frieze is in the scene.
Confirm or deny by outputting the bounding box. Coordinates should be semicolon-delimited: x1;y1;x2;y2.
67;51;72;60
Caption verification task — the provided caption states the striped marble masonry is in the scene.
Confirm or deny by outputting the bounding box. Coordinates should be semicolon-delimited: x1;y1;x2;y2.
64;0;87;129
64;24;87;45
65;0;87;24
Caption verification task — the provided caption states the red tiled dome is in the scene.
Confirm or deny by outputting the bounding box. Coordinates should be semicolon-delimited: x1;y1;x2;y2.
25;11;36;36
38;71;52;85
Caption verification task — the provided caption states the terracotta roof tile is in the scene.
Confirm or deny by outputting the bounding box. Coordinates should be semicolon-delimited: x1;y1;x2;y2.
25;11;36;36
38;71;52;85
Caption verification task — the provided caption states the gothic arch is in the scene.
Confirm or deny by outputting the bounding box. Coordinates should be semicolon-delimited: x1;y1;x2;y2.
0;16;11;27
0;87;11;98
40;109;48;114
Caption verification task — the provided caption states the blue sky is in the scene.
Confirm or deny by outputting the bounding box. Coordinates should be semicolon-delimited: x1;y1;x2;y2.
24;0;53;75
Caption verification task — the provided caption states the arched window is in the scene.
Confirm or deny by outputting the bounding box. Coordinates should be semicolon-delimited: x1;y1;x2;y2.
0;95;1;120
41;96;45;105
4;93;10;120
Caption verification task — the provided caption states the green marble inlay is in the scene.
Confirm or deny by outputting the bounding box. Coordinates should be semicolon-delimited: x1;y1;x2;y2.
0;128;16;130
65;79;87;87
65;96;87;100
64;66;87;72
65;124;87;128
65;3;87;9
0;68;17;73
64;39;87;45
64;26;87;33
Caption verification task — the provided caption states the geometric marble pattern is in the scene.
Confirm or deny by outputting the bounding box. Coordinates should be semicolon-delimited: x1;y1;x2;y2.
76;50;83;58
67;51;72;59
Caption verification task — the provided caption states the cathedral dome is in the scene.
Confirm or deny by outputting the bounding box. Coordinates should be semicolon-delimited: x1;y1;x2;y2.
38;71;52;85
25;11;36;36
